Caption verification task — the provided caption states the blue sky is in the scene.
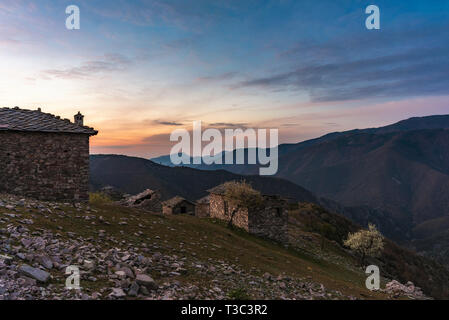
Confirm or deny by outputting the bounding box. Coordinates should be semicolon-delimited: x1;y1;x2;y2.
1;0;448;157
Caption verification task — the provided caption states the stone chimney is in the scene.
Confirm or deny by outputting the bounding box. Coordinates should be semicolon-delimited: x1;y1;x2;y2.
74;111;84;126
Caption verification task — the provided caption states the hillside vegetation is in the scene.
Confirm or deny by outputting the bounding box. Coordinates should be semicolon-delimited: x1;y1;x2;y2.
90;154;316;203
290;203;449;299
149;115;449;266
1;193;447;299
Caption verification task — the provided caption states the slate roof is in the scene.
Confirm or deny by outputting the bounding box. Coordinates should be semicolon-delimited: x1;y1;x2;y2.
0;107;98;135
162;196;195;208
196;195;210;204
207;184;227;195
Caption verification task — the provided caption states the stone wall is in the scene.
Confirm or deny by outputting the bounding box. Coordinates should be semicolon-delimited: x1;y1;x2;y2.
248;196;289;243
209;193;250;231
0;131;91;202
163;201;195;215
195;203;210;218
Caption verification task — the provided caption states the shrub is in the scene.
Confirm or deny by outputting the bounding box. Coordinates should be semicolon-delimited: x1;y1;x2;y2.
222;181;263;228
344;223;384;266
89;192;113;205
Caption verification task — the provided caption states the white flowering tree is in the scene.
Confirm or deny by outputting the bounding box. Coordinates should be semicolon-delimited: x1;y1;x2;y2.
344;224;384;266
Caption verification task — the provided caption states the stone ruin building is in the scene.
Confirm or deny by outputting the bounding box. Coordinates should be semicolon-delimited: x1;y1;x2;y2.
120;189;162;212
195;195;210;218
162;196;195;215
207;184;289;243
0;107;97;202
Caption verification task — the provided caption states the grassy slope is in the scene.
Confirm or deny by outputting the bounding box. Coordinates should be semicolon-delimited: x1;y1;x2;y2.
291;203;449;299
1;197;390;300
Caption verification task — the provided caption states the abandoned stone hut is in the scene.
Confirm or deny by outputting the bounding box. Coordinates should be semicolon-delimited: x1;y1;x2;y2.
207;184;289;243
0;107;97;202
162;196;195;215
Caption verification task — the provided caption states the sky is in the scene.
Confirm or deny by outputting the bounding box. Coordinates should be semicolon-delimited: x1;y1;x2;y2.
0;0;448;157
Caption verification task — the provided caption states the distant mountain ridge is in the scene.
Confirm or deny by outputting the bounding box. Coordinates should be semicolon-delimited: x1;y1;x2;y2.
151;114;449;168
91;154;401;240
148;114;449;263
275;129;449;225
90;154;317;203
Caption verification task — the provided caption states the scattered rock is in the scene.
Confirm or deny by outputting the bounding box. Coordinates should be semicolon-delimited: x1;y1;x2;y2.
128;282;139;297
109;288;126;298
19;265;51;283
383;280;430;300
136;274;158;290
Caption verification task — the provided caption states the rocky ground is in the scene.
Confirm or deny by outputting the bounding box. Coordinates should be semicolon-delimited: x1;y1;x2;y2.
0;194;429;300
382;280;430;300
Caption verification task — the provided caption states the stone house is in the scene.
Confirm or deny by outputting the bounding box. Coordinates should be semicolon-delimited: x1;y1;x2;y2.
0;107;97;202
208;184;289;243
195;195;210;218
162;196;195;215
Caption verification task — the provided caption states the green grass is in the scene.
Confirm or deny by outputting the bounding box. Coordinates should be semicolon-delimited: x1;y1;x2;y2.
227;287;251;300
89;192;114;205
0;199;391;299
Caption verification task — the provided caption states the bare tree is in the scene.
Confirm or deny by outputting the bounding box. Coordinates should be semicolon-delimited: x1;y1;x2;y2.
222;181;263;228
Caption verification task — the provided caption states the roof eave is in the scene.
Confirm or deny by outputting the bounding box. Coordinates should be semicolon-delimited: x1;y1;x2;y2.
0;128;98;135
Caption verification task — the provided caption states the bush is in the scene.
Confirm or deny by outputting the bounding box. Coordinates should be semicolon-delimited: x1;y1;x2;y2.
89;192;113;205
344;223;384;266
222;181;263;228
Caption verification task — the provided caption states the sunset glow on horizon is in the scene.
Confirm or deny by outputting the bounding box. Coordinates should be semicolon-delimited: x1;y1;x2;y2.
1;0;448;158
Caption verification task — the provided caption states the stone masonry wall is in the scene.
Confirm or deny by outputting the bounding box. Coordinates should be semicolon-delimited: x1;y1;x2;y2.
248;196;289;244
195;203;210;218
209;193;288;243
0;131;91;202
209;194;249;230
163;201;195;215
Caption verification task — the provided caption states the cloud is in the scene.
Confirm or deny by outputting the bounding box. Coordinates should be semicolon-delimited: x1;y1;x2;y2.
152;120;185;126
235;21;449;102
0;0;33;13
83;0;240;30
42;54;132;79
196;72;238;82
237;47;449;102
208;122;249;129
280;123;300;128
143;119;251;129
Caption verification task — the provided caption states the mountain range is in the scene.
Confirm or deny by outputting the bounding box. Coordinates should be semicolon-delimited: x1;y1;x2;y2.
148;115;449;262
90;154;317;203
92;114;449;264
